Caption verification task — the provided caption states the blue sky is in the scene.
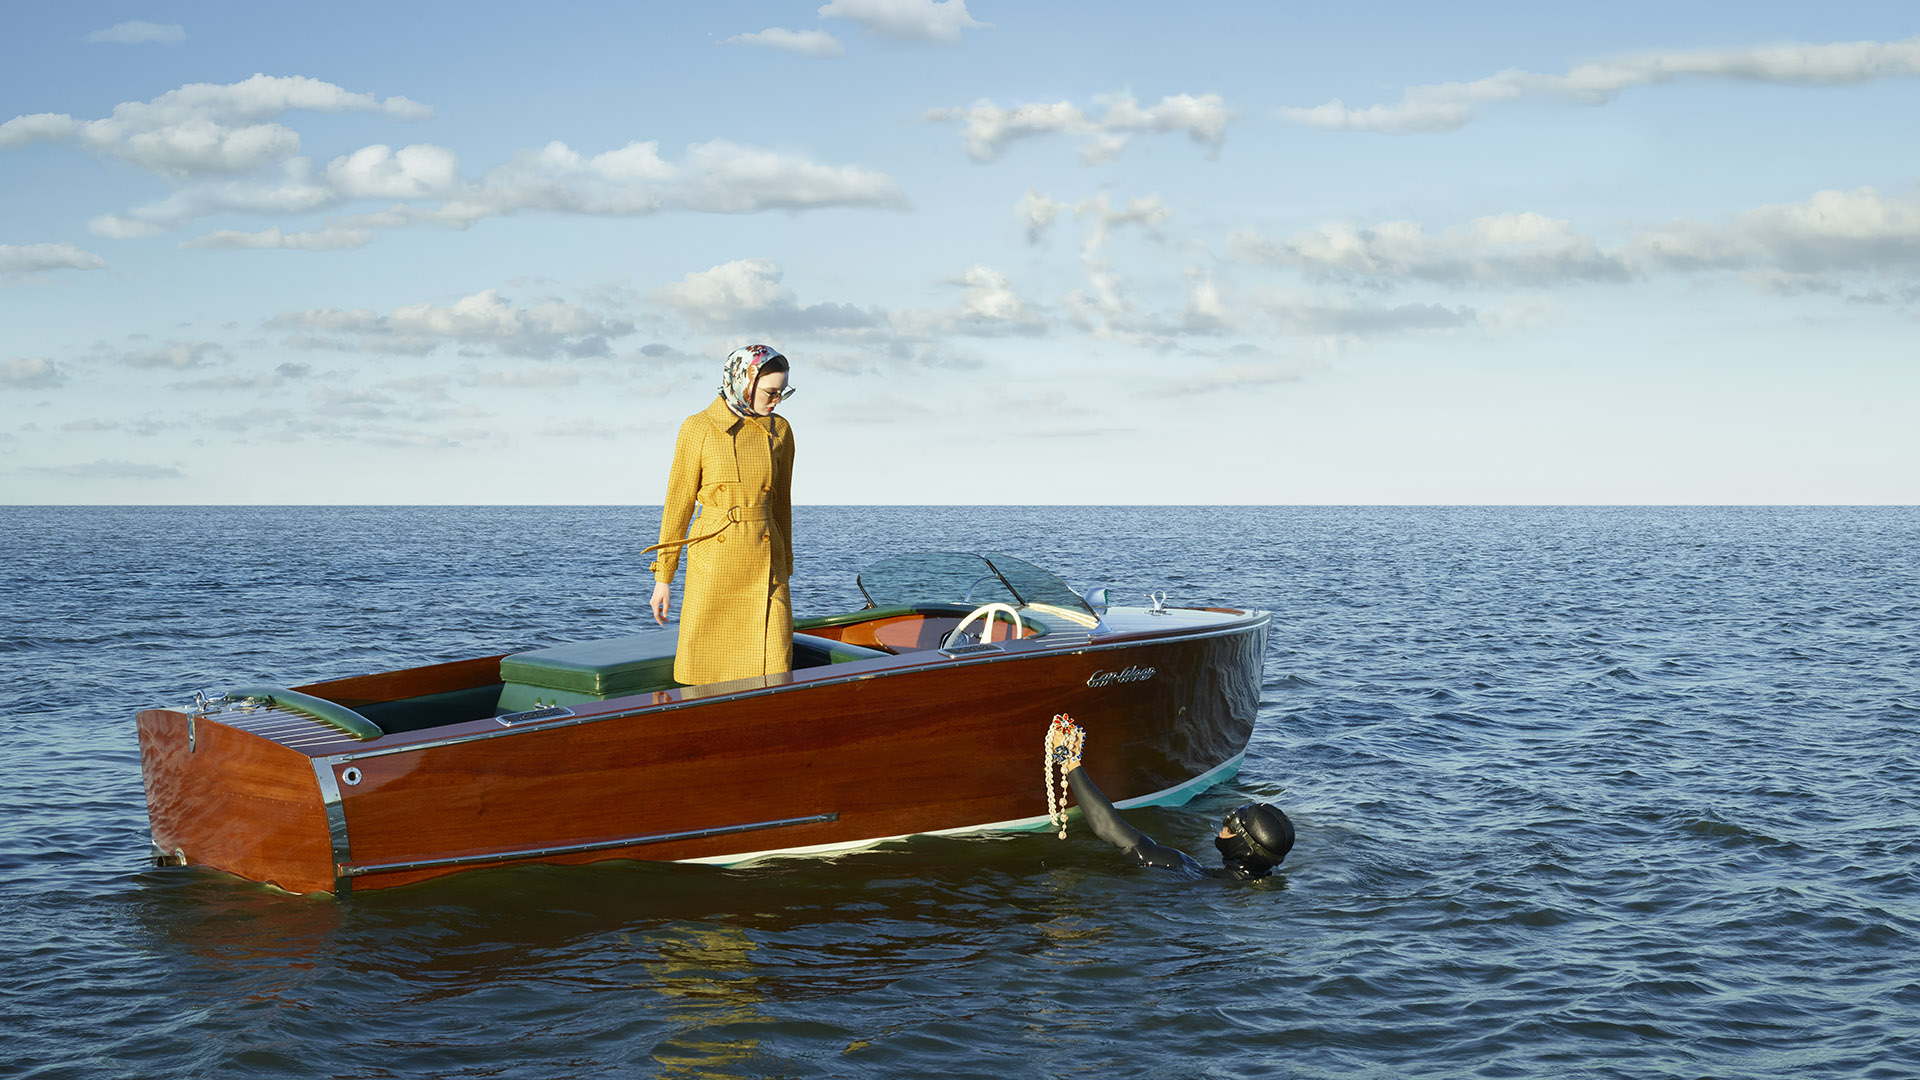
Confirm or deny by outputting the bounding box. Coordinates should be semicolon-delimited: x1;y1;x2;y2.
3;2;1917;504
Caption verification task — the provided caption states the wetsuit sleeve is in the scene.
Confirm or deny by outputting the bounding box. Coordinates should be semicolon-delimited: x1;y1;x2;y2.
1067;765;1208;877
1066;766;1148;852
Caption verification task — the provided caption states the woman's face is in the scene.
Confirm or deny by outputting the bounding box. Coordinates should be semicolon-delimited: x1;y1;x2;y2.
750;370;789;416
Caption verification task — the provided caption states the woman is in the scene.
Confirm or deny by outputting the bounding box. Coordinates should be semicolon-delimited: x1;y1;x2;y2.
646;344;796;685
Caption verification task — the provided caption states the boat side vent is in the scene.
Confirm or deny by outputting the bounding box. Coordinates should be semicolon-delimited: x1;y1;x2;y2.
496;705;576;727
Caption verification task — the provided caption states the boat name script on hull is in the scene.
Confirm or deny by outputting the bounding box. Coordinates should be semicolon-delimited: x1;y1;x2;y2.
1086;665;1157;688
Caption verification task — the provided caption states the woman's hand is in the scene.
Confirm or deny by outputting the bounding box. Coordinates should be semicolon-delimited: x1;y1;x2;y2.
650;581;672;625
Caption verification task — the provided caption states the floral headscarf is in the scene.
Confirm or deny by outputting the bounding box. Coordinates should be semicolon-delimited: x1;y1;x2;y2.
719;344;790;417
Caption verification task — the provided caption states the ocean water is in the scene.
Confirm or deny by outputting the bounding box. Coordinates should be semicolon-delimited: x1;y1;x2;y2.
1;505;1916;1079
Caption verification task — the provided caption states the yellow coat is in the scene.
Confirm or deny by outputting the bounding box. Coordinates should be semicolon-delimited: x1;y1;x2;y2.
651;396;795;685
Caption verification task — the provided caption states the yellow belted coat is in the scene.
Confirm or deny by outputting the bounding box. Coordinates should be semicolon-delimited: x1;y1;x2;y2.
650;396;795;685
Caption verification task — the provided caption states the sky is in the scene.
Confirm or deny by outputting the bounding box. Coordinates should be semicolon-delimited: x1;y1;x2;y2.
3;2;1917;505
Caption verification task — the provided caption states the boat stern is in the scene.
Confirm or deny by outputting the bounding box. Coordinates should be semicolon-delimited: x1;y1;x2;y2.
135;708;339;894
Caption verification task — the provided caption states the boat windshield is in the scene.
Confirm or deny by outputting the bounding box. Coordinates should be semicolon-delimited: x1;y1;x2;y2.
856;552;1099;628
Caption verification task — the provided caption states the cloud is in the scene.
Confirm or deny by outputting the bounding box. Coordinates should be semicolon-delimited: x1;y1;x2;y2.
61;417;168;436
325;143;460;198
181;225;375;250
1632;185;1920;277
0;74;430;176
722;28;845;58
653;258;882;332
1282;34;1920;133
654;257;1046;358
925;92;1230;163
27;459;185;480
1233;187;1920;296
3;356;65;389
473;367;584;388
1184;269;1233;333
1230;212;1635;286
269;288;635;357
0;242;109;276
84;21;186;45
953;265;1041;328
172;362;313;390
16;77;900;245
140;138;905;243
122;341;225;369
1263;296;1483;335
1162;354;1317;396
818;0;988;43
1018;188;1066;243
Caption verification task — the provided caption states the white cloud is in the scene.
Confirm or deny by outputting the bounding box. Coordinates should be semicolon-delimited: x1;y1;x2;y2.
653;258;881;332
1282;34;1920;133
172;362;314;390
473;366;585;388
123;341;225;369
722;28;845;58
948;265;1045;333
2;356;65;389
818;0;988;43
0;74;430;176
1018;188;1067;244
1633;185;1920;276
325;143;460;198
0;242;108;275
1162;355;1315;396
84;21;186;45
1230;212;1634;286
1184;270;1233;333
181;225;374;250
1232;188;1920;295
926;92;1229;163
268;288;635;357
1078;193;1172;257
1262;295;1483;335
83;134;902;247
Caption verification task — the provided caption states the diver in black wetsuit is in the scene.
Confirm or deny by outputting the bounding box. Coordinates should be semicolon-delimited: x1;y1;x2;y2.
1061;746;1295;881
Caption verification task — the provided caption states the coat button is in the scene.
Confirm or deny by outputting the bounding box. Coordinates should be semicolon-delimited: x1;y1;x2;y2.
762;484;770;493
760;531;769;541
714;484;726;494
716;533;727;544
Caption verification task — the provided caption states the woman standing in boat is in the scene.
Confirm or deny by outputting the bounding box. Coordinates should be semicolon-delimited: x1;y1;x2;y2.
647;344;796;684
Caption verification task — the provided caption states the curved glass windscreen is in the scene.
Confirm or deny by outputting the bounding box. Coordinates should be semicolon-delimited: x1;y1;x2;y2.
856;552;1097;625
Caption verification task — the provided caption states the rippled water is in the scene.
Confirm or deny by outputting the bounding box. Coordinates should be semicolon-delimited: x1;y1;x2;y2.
3;506;1916;1079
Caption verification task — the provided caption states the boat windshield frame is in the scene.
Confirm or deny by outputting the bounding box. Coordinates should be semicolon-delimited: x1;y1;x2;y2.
855;552;1099;627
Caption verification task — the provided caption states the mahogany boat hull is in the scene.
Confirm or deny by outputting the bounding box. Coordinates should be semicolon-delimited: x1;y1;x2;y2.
136;608;1269;894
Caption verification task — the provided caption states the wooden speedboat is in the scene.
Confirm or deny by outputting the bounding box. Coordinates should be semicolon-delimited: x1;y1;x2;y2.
135;553;1270;894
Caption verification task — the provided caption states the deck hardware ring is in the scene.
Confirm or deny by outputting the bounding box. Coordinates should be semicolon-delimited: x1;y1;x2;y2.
341;766;363;786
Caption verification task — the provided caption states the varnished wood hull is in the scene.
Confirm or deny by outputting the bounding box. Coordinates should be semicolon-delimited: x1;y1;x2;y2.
136;610;1268;893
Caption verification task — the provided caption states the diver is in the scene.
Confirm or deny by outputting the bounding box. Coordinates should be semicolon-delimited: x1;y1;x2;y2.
1057;739;1295;881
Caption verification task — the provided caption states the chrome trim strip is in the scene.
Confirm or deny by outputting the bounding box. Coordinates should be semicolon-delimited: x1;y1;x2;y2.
338;812;838;878
311;760;353;895
334;613;1273;763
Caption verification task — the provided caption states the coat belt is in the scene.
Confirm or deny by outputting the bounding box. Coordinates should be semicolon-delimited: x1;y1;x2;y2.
642;504;771;556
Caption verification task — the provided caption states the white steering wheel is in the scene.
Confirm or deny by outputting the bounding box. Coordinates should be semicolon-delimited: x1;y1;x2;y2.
946;602;1024;647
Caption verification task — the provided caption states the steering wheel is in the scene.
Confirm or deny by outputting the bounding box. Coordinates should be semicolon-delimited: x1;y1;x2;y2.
945;602;1024;648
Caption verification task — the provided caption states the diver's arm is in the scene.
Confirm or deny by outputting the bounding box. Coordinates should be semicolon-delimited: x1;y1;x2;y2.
1066;766;1149;853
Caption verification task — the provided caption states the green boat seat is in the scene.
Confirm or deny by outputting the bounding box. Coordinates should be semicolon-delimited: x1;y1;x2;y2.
498;630;890;712
499;631;682;712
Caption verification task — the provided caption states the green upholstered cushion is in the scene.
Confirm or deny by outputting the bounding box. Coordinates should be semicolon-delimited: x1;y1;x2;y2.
500;631;681;697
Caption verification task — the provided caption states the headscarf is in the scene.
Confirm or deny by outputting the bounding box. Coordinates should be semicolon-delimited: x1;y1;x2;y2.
720;344;789;417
